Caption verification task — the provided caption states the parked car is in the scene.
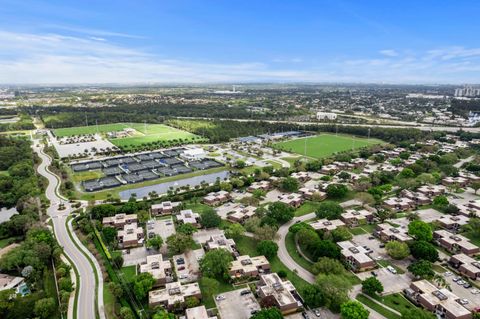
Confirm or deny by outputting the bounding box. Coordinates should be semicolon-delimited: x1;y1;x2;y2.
443;271;452;277
470;288;479;295
452;277;461;282
387;265;397;274
215;295;225;301
458;299;469;305
314;309;321;317
240;290;251;296
463;283;472;289
371;271;378;277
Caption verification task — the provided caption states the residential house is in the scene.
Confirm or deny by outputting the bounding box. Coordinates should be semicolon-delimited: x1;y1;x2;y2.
340;209;374;227
337;240;376;272
309;219;345;232
438;215;469;232
177;209;201;228
257;273;302;315
278;193;303;208
139;254;173;287
149;282;202;309
376;223;413;242
229;255;270;279
203;191;231;206
433;230;479;256
449;254;480;280
102;213;137;229
299;187;326;201
118;222;144;248
151;201;181;215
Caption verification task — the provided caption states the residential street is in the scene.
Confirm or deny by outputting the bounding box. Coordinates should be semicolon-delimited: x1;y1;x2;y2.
33;139;104;319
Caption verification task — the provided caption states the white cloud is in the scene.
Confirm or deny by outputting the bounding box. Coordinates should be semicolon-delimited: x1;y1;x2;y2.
379;49;398;57
0;30;479;84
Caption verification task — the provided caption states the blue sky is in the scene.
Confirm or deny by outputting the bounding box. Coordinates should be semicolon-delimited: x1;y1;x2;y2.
1;0;480;84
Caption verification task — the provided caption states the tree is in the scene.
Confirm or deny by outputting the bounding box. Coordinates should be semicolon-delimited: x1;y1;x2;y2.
199;249;233;279
297;228;319;246
185;296;200;308
306;160;322;172
146;235;163;250
90;204;116;219
433;195;449;208
408;220;433;242
312;257;346;275
315;201;344;220
361;277;384;295
408;260;434;279
354;192;375;206
220;182;233;192
177;223;198;235
266;202;294;224
416;173;436;185
0;289;15;317
199;277;220;300
409;240;439;262
316;274;352;312
253;225;278;241
224;223;245;239
34;297;56;319
330;227;353;242
133;273;156;300
401;307;435;319
166;233;194;254
120;306;135;319
108;282;124;298
280;177;300;192
310;239;341;260
102;226;118;245
399;168;416;179
340;300;369;319
250;308;283;319
235;160;246;169
200;209;221;228
257;240;278;260
471;181;480;194
385;241;410;260
463;218;480;238
301;285;324;308
326;184;349;199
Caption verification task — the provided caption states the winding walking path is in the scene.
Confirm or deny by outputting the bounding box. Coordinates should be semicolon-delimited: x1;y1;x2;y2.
33;139;104;319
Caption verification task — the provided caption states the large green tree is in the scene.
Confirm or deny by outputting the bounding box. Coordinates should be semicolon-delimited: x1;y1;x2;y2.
199;249;233;279
361;277;384;295
257;240;278;260
408;220;433;242
250;308;283;319
315;201;344;220
340;300;369;319
385;241;410;260
266;202;294;224
133;273;156;300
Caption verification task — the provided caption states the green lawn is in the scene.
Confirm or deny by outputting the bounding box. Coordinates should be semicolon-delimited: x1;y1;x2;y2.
273;134;383;159
356;294;401;319
103;284;118;319
294;201;321;217
285;232;314;271
53;122;201;148
120;265;136;283
71;169;105;183
371;293;417;315
184;202;215;215
349;227;368;235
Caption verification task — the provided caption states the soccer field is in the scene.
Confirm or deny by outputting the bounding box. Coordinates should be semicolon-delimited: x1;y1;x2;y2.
53;123;199;147
273;134;383;158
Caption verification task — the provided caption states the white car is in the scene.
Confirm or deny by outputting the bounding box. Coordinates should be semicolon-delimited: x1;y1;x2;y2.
458;299;469;305
387;266;397;274
457;280;466;285
215;295;225;301
443;271;452;277
471;288;479;295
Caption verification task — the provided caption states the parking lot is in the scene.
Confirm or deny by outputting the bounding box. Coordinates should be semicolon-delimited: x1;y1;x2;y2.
215;288;261;319
351;233;387;260
443;272;480;311
285;308;339;319
121;246;153;266
260;189;284;205
357;266;412;294
172;248;204;284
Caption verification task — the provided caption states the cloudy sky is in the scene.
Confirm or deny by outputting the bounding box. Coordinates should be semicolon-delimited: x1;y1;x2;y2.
1;0;479;84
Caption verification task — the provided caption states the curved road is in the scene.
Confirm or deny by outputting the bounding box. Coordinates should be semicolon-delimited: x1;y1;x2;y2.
33;140;103;319
276;211;387;319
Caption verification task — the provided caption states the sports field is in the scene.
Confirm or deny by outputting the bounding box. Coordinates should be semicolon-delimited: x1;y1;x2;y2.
273;134;383;158
53;123;200;147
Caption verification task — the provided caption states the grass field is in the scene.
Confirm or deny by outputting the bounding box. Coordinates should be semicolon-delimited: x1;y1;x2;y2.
53;122;200;147
273;134;383;159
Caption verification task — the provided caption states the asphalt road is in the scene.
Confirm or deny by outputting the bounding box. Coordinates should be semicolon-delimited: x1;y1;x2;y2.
33;140;101;319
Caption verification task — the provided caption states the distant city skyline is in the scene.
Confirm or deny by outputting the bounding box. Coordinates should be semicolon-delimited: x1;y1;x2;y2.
1;0;480;84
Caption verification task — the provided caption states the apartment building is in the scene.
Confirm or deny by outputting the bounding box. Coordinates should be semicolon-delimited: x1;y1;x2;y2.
337;240;376;272
118;222;144;248
278;193;304;208
438;215;470;232
227;205;257;223
177;209;201;228
383;196;416;211
442;176;469;188
401;190;432;206
417;185;446;197
102;213;137;229
149;281;202;309
247;181;271;193
405;280;471;319
376;223;413;242
185;306;217;319
205;234;236;254
309;218;345;232
449;254;480;280
203;191;231;206
340;209;374;227
257;273;301;315
290;171;311;182
151;201;181;215
434;230;480;256
299;187;326;201
139;254;173;287
229;255;270;279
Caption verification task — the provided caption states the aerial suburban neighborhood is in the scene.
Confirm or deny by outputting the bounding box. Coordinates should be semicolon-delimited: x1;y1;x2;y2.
1;1;480;319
